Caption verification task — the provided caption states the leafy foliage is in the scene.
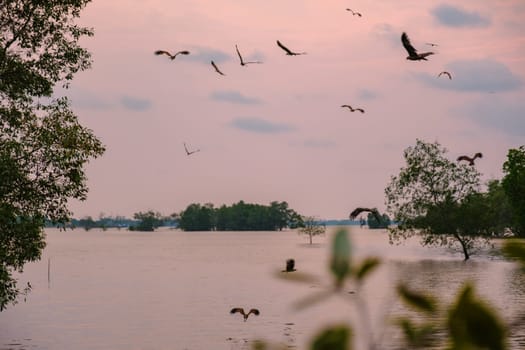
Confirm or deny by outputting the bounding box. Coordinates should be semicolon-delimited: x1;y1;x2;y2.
298;216;326;244
502;145;525;237
385;139;493;260
0;0;104;310
311;325;352;350
366;212;390;229
178;201;303;231
130;211;165;232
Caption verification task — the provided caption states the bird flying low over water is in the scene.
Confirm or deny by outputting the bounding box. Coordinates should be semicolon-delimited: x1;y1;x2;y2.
154;50;190;60
235;45;262;66
341;105;365;113
211;60;225;75
282;259;296;272
457;153;482;165
349;207;381;222
276;40;306;56
346;8;362;17
183;142;200;156
438;71;452;79
230;308;260;321
401;32;434;61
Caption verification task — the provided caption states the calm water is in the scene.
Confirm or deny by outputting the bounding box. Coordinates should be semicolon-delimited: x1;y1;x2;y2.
0;227;524;350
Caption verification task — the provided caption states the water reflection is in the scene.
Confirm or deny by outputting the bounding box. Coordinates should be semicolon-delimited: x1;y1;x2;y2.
0;227;523;349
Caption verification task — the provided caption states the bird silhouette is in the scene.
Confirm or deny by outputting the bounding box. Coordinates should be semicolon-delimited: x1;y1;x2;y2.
349;207;382;222
341;105;365;113
154;50;190;60
438;71;452;79
211;60;225;75
230;308;260;321
282;259;296;272
235;45;262;66
346;8;362;17
276;40;306;56
183;142;200;156
457;153;482;165
401;32;434;61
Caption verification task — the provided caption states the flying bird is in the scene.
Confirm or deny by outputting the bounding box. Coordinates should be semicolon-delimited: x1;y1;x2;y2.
211;60;225;75
346;8;362;17
401;32;434;61
183;142;200;156
235;45;262;66
276;40;306;56
341;105;365;113
349;207;382;222
282;259;296;272
230;308;260;321
457;153;483;166
154;50;190;60
438;71;452;79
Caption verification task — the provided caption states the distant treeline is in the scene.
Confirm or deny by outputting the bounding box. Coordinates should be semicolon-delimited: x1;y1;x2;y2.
51;203;390;232
178;201;303;231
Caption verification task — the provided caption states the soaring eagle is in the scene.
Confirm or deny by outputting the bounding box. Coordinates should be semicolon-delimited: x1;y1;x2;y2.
341;105;365;113
235;45;262;66
230;308;260;321
438;71;452;79
183;142;200;156
457;153;483;165
346;8;362;17
211;60;226;76
349;207;381;222
401;32;434;61
276;40;306;56
154;50;190;60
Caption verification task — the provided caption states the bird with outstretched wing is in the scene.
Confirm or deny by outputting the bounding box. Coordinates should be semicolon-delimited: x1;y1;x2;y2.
401;32;434;61
276;40;306;56
230;308;260;321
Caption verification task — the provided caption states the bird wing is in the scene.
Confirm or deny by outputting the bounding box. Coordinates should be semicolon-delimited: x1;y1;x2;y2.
401;32;418;57
183;143;190;155
248;309;260;316
211;61;225;75
356;108;365;113
230;308;245;315
341;105;351;109
235;45;244;64
350;207;369;219
154;50;171;56
457;155;472;162
277;40;293;55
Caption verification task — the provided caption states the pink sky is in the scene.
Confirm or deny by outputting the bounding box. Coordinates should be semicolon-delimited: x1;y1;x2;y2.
65;0;525;220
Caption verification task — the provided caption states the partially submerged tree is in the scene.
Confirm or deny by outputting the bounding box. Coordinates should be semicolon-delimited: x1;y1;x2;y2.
502;145;525;237
385;139;489;260
298;216;326;244
1;1;105;310
130;211;165;232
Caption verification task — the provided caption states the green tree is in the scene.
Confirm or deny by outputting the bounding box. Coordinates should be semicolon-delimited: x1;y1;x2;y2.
298;216;326;244
178;203;215;231
502;145;525;237
367;212;390;229
385;139;489;260
0;0;104;310
130;211;164;232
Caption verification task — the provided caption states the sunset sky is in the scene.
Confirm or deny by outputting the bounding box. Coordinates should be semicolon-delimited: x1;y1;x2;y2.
64;0;525;220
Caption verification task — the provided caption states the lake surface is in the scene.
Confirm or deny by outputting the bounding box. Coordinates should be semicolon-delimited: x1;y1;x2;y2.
1;227;524;350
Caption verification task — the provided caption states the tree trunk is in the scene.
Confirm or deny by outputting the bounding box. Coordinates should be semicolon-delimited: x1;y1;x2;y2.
309;233;312;244
454;233;470;260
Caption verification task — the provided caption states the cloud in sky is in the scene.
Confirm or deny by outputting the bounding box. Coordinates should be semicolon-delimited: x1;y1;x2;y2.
185;47;231;64
229;117;295;134
414;59;522;93
210;90;262;105
431;4;491;28
462;97;525;137
120;96;152;111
